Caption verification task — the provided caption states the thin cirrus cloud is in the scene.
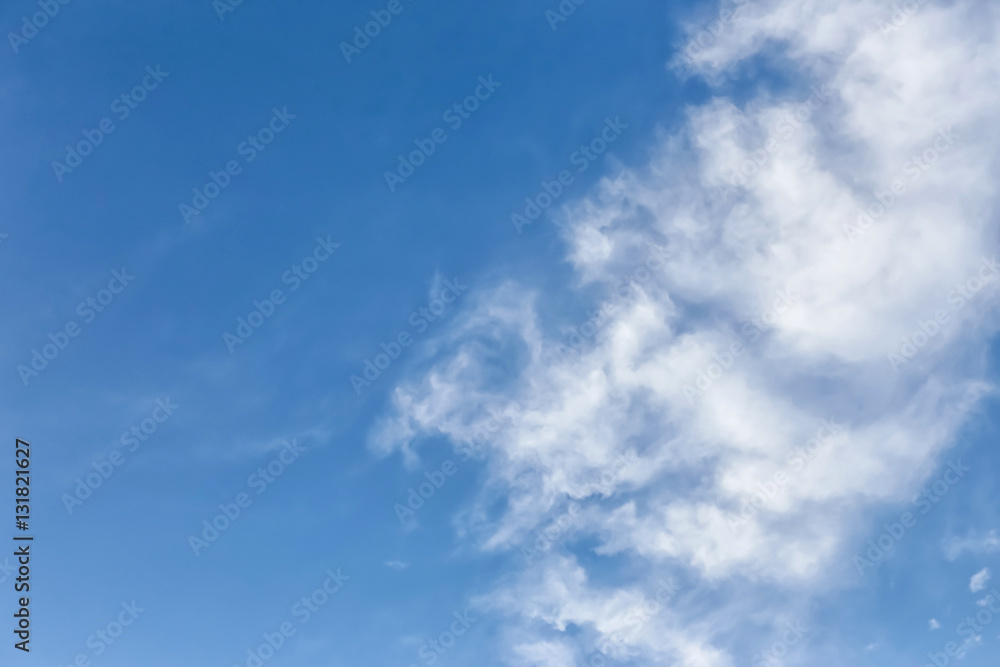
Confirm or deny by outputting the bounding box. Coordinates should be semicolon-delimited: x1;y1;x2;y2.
370;0;1000;664
945;530;1000;560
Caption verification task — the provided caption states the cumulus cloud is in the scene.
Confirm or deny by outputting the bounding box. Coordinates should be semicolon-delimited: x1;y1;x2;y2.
970;567;991;593
371;0;1000;663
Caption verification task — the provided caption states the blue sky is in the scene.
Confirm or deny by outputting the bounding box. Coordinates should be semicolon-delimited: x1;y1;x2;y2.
2;1;1000;666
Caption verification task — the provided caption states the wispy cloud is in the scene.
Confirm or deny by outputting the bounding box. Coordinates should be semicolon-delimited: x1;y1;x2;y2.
944;530;1000;560
372;0;1000;663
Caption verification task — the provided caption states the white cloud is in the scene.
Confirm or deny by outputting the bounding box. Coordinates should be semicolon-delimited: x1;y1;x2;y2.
929;618;940;630
372;0;1000;664
510;639;577;667
944;530;1000;560
970;567;991;593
